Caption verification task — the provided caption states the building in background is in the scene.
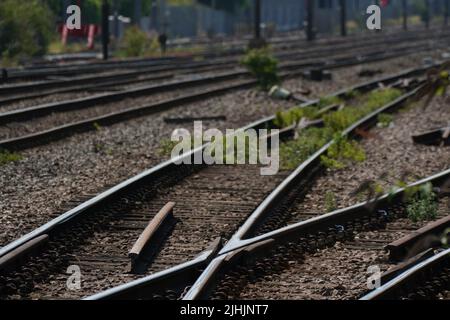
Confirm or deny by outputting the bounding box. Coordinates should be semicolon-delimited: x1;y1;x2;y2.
59;0;448;40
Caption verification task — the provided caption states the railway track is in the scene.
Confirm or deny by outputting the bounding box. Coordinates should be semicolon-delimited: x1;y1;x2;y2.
361;247;449;300
86;170;450;300
0;62;445;300
2;27;447;95
93;63;448;300
176;70;450;300
190;197;449;300
0;29;445;106
0;164;288;299
0;37;446;152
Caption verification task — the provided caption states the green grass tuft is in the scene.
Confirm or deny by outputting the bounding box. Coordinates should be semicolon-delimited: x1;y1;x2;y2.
273;106;319;128
0;150;22;166
279;127;334;170
406;185;438;222
325;191;337;212
377;113;394;128
320;134;366;169
279;88;402;170
323;88;402;132
241;48;279;90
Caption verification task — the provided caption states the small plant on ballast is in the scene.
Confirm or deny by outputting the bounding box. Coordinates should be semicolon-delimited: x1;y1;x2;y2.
405;183;438;222
323;88;402;132
377;113;394;128
442;228;450;248
158;138;184;157
0;149;22;166
320;134;366;169
418;63;450;109
120;26;150;57
273;106;319;128
279;126;334;170
241;48;279;90
325;191;337;212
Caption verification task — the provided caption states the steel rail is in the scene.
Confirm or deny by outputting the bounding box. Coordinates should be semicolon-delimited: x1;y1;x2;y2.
86;167;450;300
386;215;450;261
7;26;445;80
4;56;191;80
84;238;222;300
360;248;450;300
220;85;424;254
0;48;435;151
180;75;448;299
0;59;240;103
30;67;431;300
219;169;450;258
183;168;450;300
0;33;385;77
0;33;392;94
0;71;249;124
0;65;426;265
0;38;432;125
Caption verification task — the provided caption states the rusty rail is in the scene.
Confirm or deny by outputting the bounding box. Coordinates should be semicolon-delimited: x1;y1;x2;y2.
385;215;450;262
183;169;450;300
0;65;438;299
361;248;450;300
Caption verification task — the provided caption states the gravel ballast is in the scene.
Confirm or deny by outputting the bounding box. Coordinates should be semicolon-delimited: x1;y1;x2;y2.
0;51;446;248
284;94;450;224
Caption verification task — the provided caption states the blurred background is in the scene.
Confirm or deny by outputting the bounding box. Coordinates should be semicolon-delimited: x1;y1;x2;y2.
0;0;448;64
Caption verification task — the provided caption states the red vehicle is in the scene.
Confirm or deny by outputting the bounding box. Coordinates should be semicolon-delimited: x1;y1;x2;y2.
58;23;101;49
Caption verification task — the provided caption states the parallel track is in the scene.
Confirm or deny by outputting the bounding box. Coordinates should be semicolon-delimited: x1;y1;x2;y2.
2;27;448;103
361;247;449;300
0;65;440;300
0;39;446;151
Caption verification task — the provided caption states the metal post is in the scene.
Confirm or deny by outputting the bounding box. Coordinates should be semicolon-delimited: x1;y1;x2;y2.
102;0;110;60
159;0;165;33
445;0;449;26
254;0;261;40
62;0;71;21
151;0;158;31
375;0;381;33
402;0;408;30
425;0;430;29
210;0;216;35
133;0;142;26
339;0;347;36
306;0;314;41
113;0;119;39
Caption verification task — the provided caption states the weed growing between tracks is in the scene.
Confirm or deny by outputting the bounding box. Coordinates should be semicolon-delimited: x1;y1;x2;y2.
278;88;402;170
0;149;22;166
159;132;272;164
320;134;366;169
377;113;394;128
280;127;333;170
274;106;320;128
241;48;279;90
118;26;160;57
353;171;443;222
406;189;438;222
322;88;402;131
158;138;180;157
405;182;438;222
325;191;337;212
